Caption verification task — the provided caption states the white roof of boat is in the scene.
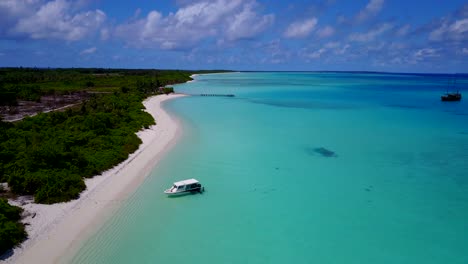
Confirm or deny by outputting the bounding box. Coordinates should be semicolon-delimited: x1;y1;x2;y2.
173;178;199;186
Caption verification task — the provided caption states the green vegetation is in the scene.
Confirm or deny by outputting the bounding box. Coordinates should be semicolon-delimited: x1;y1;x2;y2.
162;87;174;94
0;68;205;105
1;92;154;203
0;198;27;255
0;68;209;203
0;68;230;253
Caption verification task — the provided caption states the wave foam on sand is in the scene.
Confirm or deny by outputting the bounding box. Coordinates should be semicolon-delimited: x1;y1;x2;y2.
3;94;186;264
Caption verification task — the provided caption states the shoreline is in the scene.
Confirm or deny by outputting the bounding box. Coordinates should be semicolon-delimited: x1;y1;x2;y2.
4;93;186;264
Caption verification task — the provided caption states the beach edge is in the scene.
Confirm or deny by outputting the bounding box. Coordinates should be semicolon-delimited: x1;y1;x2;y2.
6;93;186;264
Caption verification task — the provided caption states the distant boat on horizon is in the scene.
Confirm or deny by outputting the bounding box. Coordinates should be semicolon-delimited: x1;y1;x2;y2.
441;92;462;101
441;78;462;102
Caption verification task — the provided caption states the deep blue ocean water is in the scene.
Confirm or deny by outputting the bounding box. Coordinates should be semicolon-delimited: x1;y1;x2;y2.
72;72;468;264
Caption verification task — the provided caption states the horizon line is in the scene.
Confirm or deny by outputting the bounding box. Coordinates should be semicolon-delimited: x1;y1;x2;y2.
0;67;467;76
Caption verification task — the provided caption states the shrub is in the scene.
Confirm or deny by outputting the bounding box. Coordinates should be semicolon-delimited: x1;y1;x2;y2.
0;199;27;254
34;171;85;204
162;87;174;94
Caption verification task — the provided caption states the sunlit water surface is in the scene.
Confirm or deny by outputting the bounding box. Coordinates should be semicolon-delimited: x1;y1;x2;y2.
72;72;468;264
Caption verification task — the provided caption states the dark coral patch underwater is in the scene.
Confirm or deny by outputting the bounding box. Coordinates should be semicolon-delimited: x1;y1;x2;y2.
305;146;337;157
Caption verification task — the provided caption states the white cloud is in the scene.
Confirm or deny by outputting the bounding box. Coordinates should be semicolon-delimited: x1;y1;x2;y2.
175;0;243;28
396;24;410;37
100;28;110;40
336;44;350;55
226;3;274;41
255;39;292;64
0;0;42;35
307;48;327;59
316;25;335;38
0;0;42;16
390;57;403;64
430;18;468;41
12;0;106;41
337;0;385;27
133;8;142;19
389;42;406;49
349;23;393;42
80;46;97;55
429;25;446;41
462;48;468;55
324;41;340;49
115;0;273;49
306;48;326;59
337;15;347;25
451;19;468;33
284;18;318;38
414;48;440;60
301;42;351;62
356;0;384;23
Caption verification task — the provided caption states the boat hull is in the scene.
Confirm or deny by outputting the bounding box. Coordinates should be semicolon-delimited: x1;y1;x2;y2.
441;94;462;101
164;187;204;196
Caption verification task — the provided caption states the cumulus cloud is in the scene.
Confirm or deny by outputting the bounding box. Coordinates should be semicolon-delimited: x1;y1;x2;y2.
413;48;440;60
0;0;43;35
429;18;468;41
225;3;274;41
336;44;350;55
301;42;352;61
316;25;335;38
0;0;40;16
349;23;393;42
284;18;318;38
175;0;244;28
306;48;326;59
323;41;337;48
255;39;292;64
337;0;384;27
80;46;97;55
324;42;350;55
356;0;384;23
115;0;274;50
1;0;106;41
100;28;110;40
396;24;411;37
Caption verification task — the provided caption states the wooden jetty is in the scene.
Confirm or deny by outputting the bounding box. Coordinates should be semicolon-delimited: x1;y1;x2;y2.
198;94;235;97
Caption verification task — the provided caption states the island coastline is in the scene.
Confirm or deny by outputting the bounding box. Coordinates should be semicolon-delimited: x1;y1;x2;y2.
4;93;186;264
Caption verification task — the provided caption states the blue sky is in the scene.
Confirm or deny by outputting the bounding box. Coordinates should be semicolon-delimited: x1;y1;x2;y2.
0;0;467;73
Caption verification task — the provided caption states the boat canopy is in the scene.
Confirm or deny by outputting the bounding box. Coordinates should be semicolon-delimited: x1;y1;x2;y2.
173;179;199;187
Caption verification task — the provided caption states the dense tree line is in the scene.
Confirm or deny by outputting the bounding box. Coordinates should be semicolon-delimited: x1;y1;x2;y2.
0;91;154;203
0;198;26;255
0;68;229;253
0;68;209;105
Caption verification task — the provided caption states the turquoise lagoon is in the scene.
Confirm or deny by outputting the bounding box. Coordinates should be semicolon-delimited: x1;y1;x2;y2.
73;72;468;263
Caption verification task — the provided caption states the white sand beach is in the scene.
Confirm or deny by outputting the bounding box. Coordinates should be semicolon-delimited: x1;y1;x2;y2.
4;94;186;264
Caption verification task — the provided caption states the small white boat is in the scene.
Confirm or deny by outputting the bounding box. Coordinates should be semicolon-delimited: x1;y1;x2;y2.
164;179;204;196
